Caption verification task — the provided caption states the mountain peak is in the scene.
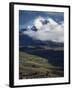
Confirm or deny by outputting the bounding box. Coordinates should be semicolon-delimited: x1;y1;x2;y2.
48;18;58;25
33;16;45;29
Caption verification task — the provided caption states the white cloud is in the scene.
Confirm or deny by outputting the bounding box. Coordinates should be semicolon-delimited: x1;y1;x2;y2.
23;16;64;43
34;16;45;29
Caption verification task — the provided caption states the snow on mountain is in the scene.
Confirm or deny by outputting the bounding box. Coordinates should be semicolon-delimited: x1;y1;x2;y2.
22;16;64;43
33;16;44;29
48;18;58;26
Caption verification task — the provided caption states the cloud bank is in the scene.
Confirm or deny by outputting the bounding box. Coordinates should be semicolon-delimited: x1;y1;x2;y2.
23;16;64;43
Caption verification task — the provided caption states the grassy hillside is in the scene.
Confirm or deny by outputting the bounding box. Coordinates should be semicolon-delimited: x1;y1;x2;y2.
19;52;64;79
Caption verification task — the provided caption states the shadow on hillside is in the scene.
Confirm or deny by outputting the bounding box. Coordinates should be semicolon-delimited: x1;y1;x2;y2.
19;46;64;69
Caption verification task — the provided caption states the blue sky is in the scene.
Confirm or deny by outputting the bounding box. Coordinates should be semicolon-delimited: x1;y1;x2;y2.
19;10;64;30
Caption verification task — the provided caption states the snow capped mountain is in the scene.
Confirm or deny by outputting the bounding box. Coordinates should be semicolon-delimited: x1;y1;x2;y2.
34;16;44;29
31;25;38;31
20;16;64;43
48;18;58;26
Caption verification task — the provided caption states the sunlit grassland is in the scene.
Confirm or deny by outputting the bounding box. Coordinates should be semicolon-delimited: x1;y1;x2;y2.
19;52;64;79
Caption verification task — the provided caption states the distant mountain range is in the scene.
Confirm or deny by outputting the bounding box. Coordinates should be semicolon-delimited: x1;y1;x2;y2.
19;16;64;48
